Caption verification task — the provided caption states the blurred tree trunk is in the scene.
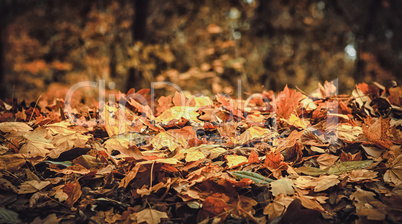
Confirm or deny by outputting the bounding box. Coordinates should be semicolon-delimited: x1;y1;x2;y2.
126;0;150;92
0;1;7;99
0;0;46;99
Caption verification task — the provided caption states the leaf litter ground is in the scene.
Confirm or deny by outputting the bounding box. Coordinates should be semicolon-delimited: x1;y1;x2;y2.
0;81;402;223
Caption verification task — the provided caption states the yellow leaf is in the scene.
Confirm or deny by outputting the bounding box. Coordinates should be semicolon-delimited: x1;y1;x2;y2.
102;105;128;137
238;126;271;145
284;114;309;129
338;124;363;141
226;155;248;168
151;132;187;151
155;106;200;124
185;150;206;162
193;96;213;107
138;158;180;165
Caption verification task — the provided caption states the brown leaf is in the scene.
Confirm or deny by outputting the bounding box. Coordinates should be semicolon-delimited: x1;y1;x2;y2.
63;180;82;207
134;208;168;224
263;194;294;221
280;199;324;224
119;164;141;188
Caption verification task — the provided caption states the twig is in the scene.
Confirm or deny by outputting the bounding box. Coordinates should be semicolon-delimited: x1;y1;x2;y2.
29;94;42;122
150;160;155;189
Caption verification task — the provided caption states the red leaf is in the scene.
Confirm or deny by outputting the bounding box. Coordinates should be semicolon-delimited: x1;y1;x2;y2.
62;180;82;207
248;150;259;163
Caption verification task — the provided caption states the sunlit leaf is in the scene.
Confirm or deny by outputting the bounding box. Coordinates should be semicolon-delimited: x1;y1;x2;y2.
225;154;248;168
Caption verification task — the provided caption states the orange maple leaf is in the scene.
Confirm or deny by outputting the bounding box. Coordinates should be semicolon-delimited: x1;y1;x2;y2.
248;150;260;163
275;85;303;119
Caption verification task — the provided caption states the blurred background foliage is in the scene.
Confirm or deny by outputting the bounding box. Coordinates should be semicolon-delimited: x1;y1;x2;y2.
0;0;401;102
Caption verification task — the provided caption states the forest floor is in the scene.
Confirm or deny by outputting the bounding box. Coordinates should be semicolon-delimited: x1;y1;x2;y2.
0;81;401;224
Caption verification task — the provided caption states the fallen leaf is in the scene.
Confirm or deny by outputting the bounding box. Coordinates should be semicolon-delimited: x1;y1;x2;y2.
337;124;363;141
263;194;294;221
18;180;51;194
317;154;338;170
20;141;54;158
264;152;288;179
0;154;26;172
238;126;271;145
226;155;248;168
151;131;187;151
327;160;373;175
134;208;168;224
313;175;340;192
185;150;206;162
119;164;141;188
270;178;295;196
0;122;32;136
63;180;82;207
347;169;378;182
230;170;274;184
275;85;303;119
248;150;259;163
384;154;402;185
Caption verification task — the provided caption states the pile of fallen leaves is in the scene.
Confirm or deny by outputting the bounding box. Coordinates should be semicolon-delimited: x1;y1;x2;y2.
0;81;402;224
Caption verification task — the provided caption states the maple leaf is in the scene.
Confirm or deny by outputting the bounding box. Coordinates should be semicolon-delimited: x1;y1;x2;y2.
275;85;303;119
248;150;259;163
155;95;172;116
384;154;402;185
133;208;168;224
264;151;288;179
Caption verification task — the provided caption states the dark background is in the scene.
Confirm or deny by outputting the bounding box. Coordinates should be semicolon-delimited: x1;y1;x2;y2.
0;0;401;101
